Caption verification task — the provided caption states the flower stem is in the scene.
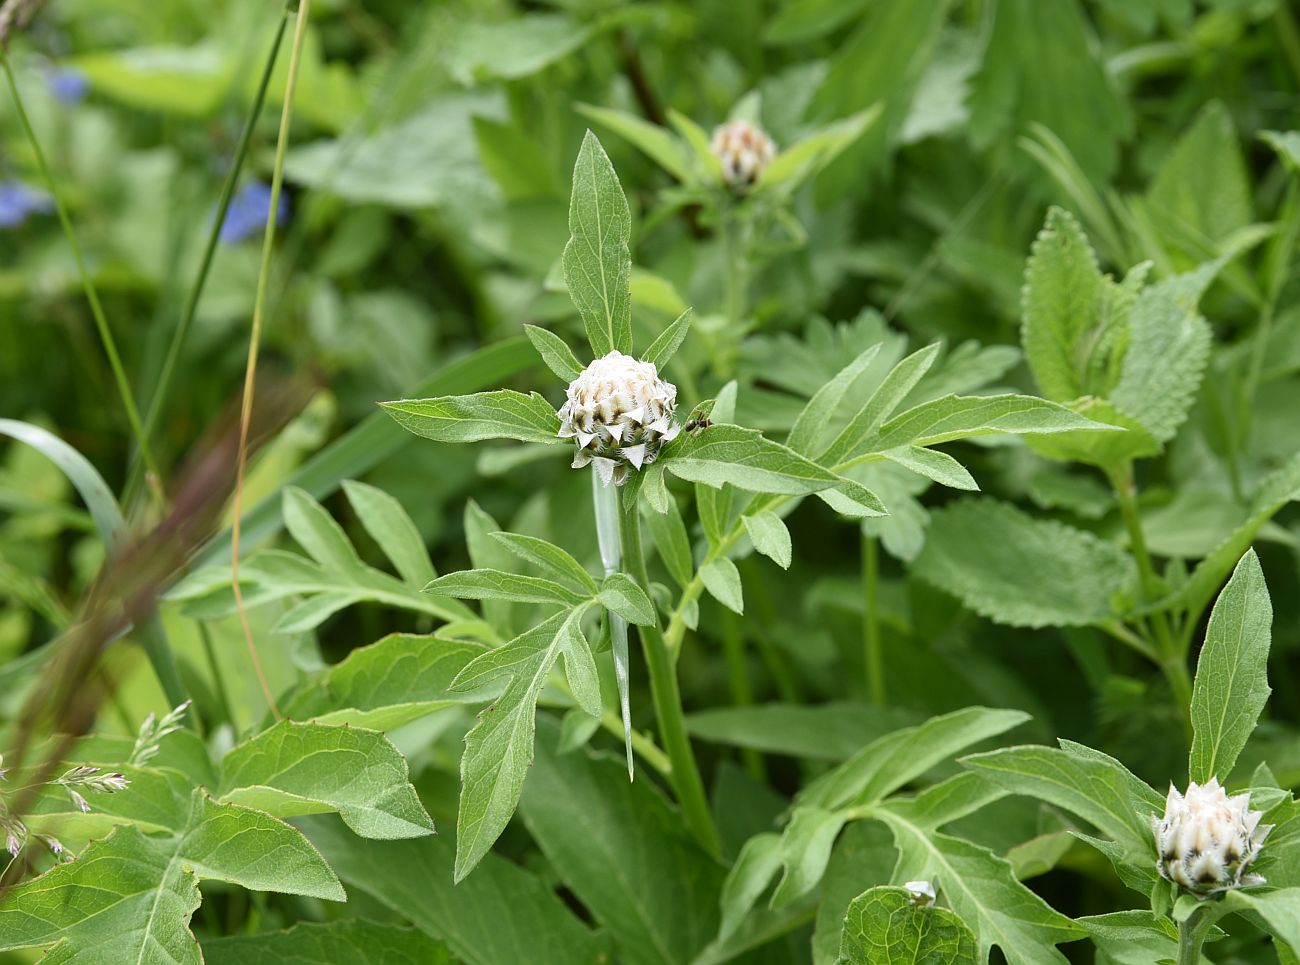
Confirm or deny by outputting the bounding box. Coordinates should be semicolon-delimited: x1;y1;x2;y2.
721;608;765;781
862;530;885;704
619;494;721;857
592;472;635;779
230;0;312;719
1176;901;1227;965
1;54;158;484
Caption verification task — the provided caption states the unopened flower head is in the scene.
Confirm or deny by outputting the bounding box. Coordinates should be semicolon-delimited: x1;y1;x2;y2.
710;120;776;187
557;351;680;487
1153;777;1272;894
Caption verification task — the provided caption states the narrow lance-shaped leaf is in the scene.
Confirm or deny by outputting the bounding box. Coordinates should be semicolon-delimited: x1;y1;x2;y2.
448;609;591;881
524;324;583;382
642;308;693;370
563;130;633;356
1189;549;1273;784
663;425;841;495
382;390;563;445
426;569;589;606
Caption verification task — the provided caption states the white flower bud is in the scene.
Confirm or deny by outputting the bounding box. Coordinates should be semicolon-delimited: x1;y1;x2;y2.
557;351;680;487
1153;778;1272;893
710;119;777;187
903;880;936;906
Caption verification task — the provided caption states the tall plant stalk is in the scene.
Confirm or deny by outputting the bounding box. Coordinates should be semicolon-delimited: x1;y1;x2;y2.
131;10;290;497
591;472;635;778
2;55;158;483
619;495;721;856
230;0;312;718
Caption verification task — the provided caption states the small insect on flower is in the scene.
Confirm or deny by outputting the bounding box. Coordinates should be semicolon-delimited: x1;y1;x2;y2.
557;350;680;487
1153;777;1272;894
710;119;777;188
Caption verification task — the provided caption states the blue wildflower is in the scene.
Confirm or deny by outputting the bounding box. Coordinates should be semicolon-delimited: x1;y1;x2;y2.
0;182;54;229
218;182;290;245
45;68;89;105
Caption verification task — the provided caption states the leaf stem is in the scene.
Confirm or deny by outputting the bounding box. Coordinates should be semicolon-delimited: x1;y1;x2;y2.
133;10;290;494
619;495;721;856
721;608;766;780
231;0;313;719
1;55;158;483
862;530;885;704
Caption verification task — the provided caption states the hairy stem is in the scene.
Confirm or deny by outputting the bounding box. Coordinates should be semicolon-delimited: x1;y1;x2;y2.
620;496;721;856
230;0;312;719
2;55;158;483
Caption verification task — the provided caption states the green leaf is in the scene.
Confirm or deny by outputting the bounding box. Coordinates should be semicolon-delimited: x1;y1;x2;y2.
963;741;1164;891
880;446;978;491
302;816;605;965
0;418;125;550
876;810;1082;964
563;130;633;357
576;103;692;183
877;772;1009;831
644;498;694;588
284;485;364;574
489;532;598;594
1147;101;1251;252
800;707;1030;811
524;324;583;382
743;511;793;568
764;0;871;45
195;337;538;563
836;885;979;964
1020;207;1105;402
342;480;435;588
1108;262;1218;444
701;557;745;614
758;106;882;193
449;609;590;880
642;308;693;370
381;390;562;445
820;343;941;466
219;720;434;839
204;920;451;965
1189;549;1273;784
914;498;1131;628
280;632;484;730
719;833;783;941
687;702;919;763
1024;397;1160;469
1073;911;1180;965
787;343;883;457
520;719;726;965
447;13;590;84
1221;888;1300;950
863;394;1117;457
772;807;849;907
557;607;602;718
426;569;588;606
664;425;840;495
967;0;1129;182
598;572;657;625
0;790;344;965
1169;451;1300;620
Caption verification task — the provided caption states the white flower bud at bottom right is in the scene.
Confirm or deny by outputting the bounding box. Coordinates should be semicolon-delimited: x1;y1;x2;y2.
1153;777;1272;894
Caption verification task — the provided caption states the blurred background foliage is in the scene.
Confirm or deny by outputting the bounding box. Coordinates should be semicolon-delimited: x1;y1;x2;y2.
1;0;1300;947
